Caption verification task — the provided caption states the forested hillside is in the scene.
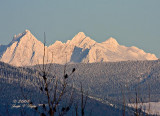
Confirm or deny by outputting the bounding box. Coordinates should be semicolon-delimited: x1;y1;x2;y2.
0;61;132;116
1;60;160;115
34;60;160;103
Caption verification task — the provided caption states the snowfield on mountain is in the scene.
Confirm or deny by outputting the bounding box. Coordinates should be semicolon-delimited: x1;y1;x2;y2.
0;30;157;66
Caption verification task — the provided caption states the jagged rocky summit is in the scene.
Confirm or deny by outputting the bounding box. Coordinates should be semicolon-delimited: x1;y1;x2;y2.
0;30;158;66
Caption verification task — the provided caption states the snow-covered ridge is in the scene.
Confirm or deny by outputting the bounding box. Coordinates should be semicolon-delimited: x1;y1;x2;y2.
102;37;119;45
0;30;158;66
12;30;30;42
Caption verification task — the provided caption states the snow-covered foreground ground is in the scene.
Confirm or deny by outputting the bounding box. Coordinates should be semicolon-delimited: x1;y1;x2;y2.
128;102;160;115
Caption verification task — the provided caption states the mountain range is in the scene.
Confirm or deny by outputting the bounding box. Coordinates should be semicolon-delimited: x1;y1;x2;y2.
0;30;157;66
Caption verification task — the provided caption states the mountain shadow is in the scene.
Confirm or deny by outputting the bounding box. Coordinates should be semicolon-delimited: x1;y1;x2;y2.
70;46;89;63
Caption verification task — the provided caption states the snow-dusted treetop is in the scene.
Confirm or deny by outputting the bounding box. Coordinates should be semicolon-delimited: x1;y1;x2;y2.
0;30;158;66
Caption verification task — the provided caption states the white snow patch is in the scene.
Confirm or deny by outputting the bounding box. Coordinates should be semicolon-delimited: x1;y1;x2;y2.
128;102;160;115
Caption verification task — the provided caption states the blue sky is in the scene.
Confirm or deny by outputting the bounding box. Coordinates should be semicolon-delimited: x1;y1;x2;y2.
0;0;160;57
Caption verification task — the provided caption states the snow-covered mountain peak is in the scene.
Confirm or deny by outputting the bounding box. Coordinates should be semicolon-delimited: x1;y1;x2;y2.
23;29;33;37
54;40;63;45
71;32;86;42
12;29;32;43
49;40;64;48
68;32;96;49
0;30;158;66
102;37;119;46
77;32;86;37
24;29;30;33
1;30;45;66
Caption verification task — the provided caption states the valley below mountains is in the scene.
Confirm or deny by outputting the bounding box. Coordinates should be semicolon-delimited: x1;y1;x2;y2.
0;30;158;66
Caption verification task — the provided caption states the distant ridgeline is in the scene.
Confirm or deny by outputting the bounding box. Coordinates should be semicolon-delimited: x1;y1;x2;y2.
0;30;158;66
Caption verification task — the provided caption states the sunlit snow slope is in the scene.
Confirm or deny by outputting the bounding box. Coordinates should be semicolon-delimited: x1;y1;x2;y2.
0;30;157;66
